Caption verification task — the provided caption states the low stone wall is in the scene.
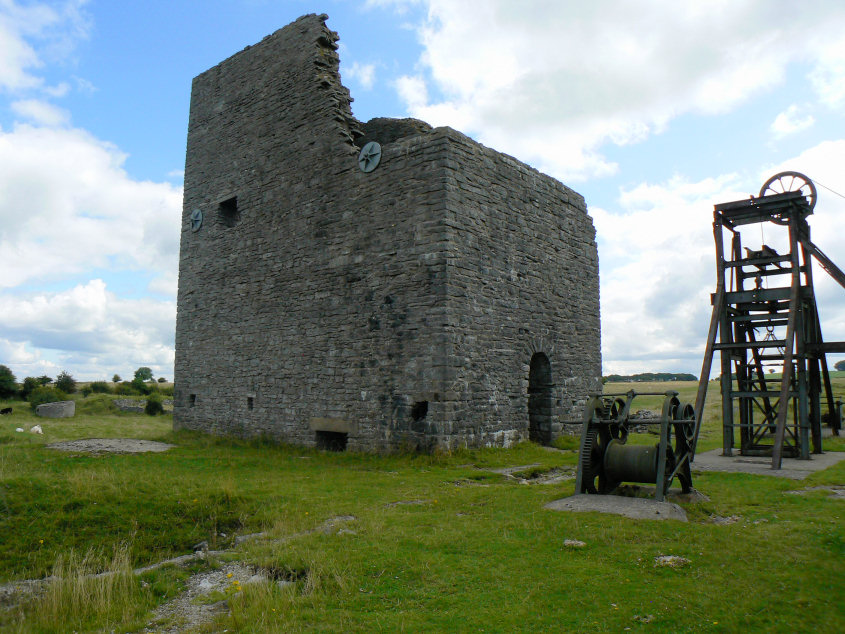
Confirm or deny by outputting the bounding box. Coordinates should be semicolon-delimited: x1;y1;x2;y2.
35;401;75;418
114;399;145;413
114;399;174;413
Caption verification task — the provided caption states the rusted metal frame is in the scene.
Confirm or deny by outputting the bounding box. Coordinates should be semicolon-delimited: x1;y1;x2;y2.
821;355;839;434
694;216;726;459
747;327;776;443
733;231;756;454
772;216;802;469
808;355;823;453
749;392;781;447
747;392;778;443
803;239;845;290
802;236;840;436
799;234;824;452
721;228;743;456
796;352;810;460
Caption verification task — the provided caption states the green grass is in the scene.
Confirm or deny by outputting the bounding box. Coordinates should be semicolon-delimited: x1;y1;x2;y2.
1;384;844;632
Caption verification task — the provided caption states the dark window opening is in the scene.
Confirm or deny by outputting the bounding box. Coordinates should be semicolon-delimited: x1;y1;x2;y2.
411;401;429;421
528;352;554;445
218;196;240;227
247;397;254;410
316;430;348;452
189;394;197;408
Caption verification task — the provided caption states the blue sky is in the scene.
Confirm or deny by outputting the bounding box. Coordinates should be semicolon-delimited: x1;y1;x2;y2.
1;0;844;381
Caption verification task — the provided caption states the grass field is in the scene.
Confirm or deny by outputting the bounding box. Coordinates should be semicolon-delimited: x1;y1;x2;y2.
0;381;843;632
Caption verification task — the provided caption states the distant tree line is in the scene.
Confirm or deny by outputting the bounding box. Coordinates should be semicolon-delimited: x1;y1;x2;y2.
0;365;172;404
604;372;698;383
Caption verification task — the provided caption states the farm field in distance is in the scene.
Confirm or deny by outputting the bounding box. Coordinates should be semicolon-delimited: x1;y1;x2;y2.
0;378;843;632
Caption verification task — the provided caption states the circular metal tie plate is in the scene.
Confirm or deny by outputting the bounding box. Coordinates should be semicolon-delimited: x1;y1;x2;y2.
190;208;203;232
358;141;382;173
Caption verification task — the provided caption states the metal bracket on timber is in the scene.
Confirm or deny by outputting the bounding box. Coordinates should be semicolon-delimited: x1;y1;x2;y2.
694;172;843;469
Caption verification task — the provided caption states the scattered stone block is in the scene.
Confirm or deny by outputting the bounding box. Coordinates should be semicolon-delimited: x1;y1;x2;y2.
35;401;75;418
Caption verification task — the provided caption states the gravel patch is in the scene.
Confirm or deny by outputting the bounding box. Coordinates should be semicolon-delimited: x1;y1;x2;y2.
46;439;175;454
545;494;688;521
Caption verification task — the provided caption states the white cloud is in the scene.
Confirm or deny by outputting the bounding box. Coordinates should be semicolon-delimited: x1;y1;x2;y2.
809;31;845;108
395;74;428;112
596;140;845;376
770;104;815;138
0;0;90;94
346;61;376;90
0;124;182;290
43;80;69;97
11;98;69;126
388;0;845;181
0;279;175;380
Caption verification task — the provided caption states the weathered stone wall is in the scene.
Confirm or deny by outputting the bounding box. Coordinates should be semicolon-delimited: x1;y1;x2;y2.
438;131;602;445
174;14;601;450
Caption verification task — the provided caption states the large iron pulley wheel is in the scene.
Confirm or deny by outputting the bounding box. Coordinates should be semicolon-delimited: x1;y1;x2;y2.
759;171;816;211
580;397;627;494
670;402;695;493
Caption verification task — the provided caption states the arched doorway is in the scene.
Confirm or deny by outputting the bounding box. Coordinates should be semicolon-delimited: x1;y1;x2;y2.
528;353;554;445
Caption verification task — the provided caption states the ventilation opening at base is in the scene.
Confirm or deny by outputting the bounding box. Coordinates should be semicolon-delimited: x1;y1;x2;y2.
411;401;428;421
315;430;348;451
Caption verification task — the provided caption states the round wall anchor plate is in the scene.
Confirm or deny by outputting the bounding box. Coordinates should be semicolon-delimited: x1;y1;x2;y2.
190;208;203;232
358;141;382;173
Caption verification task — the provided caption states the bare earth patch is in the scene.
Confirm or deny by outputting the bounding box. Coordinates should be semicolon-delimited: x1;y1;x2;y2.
46;439;175;454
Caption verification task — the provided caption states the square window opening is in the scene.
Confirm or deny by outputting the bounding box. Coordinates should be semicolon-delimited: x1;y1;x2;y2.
218;196;240;227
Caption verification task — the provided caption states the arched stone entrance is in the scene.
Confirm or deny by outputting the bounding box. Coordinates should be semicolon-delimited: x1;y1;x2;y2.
528;352;554;445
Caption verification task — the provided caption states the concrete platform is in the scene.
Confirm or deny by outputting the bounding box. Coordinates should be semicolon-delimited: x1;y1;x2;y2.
692;448;845;479
544;494;688;521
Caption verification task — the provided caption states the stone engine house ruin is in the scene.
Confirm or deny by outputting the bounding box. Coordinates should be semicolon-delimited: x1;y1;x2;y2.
173;14;601;451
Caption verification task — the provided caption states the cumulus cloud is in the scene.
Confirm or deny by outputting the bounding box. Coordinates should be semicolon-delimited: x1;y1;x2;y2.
346;61;377;90
0;279;175;380
0;0;90;94
0;124;182;289
10;97;69;126
770;104;815;138
595;141;845;376
809;35;845;108
386;0;845;181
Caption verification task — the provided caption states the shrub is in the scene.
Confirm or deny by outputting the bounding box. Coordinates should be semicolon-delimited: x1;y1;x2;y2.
144;395;164;416
131;378;151;395
157;377;167;383
81;386;92;397
0;364;17;399
20;377;40;400
836;360;845;372
55;371;77;394
114;382;141;396
29;386;69;410
159;385;174;397
90;381;112;394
